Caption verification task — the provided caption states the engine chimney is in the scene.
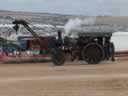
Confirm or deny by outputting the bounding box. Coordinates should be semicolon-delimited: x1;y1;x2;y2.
57;30;63;46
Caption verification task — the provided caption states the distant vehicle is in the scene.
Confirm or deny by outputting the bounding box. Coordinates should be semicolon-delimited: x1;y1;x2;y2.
12;20;65;65
111;32;128;57
3;44;21;53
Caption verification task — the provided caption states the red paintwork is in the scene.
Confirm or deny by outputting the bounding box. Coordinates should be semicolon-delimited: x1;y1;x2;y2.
0;50;128;63
114;51;128;57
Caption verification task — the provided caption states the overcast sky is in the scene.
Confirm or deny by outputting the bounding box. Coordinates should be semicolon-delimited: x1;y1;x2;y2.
0;0;127;16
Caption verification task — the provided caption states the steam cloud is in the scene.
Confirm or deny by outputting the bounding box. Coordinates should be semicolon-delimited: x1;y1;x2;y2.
64;17;96;36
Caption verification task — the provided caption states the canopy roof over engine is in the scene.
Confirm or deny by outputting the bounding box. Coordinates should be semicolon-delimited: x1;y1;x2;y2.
78;32;112;37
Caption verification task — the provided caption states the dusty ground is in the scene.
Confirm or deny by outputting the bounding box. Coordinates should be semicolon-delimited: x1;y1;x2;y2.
0;59;128;96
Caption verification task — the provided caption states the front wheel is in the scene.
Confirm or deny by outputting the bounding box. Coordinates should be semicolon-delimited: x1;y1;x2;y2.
51;48;65;66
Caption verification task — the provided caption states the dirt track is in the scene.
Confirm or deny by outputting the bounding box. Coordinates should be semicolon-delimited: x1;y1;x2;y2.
0;59;128;96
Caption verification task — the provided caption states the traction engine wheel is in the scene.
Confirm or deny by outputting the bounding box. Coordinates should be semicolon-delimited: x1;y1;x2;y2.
51;48;65;66
82;43;105;64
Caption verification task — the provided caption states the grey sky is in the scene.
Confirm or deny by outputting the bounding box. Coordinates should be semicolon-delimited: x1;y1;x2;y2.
0;0;127;16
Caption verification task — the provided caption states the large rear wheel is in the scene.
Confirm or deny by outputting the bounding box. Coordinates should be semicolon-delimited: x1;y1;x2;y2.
82;43;105;64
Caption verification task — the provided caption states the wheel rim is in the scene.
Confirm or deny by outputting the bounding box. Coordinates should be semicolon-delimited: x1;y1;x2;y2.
82;43;104;64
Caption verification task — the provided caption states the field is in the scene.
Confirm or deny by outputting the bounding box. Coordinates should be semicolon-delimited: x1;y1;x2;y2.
0;10;128;96
0;59;128;96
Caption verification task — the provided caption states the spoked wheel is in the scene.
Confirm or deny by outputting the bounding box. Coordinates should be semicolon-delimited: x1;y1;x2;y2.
82;43;105;64
51;48;65;66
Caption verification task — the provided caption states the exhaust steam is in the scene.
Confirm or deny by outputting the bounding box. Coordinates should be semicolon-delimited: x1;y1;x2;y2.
64;17;96;36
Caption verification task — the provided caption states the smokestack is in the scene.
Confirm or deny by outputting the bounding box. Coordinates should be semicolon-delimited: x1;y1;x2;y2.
57;30;63;45
58;30;62;40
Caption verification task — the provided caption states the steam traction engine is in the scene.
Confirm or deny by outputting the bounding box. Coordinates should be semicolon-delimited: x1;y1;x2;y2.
12;20;115;65
62;32;115;64
77;32;114;63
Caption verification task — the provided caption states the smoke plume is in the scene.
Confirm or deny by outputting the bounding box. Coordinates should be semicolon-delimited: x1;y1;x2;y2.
64;17;96;36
